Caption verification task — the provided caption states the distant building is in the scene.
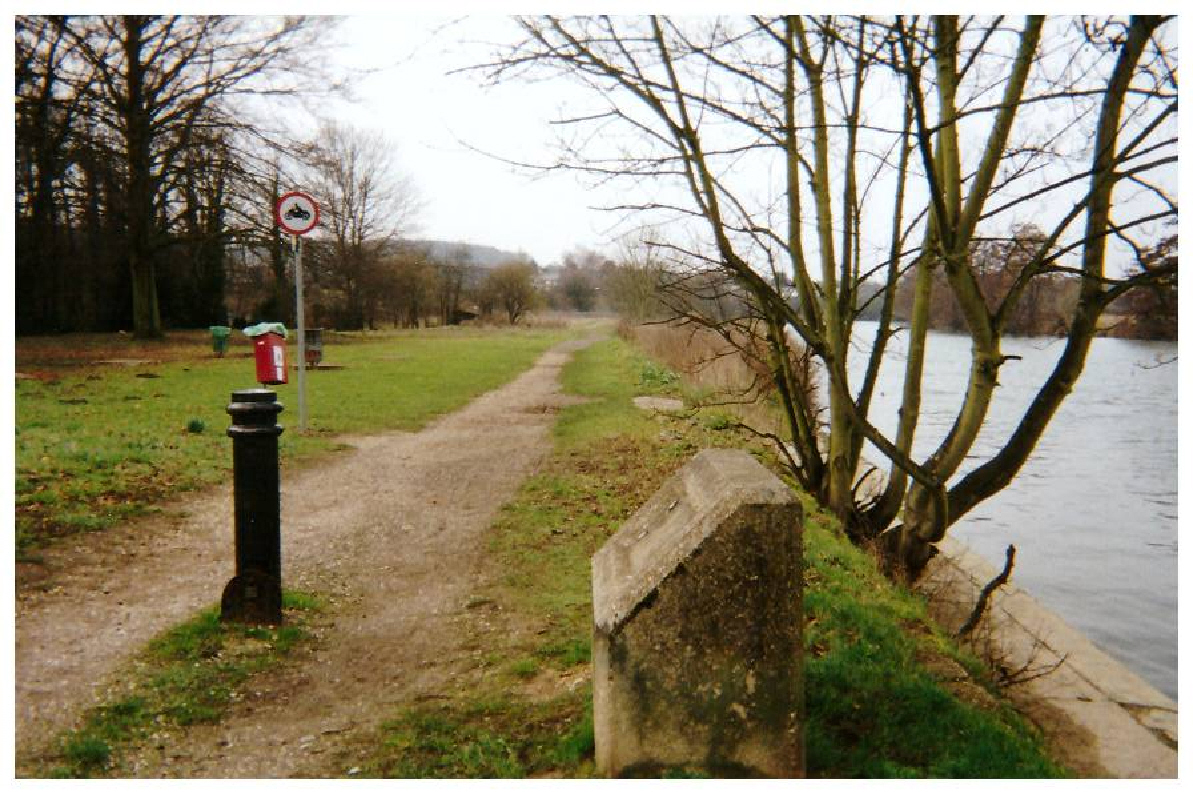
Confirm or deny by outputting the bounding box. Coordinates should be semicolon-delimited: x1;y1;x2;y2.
537;265;565;288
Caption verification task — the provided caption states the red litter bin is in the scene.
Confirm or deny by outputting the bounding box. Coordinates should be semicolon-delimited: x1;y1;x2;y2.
252;331;288;385
242;322;289;385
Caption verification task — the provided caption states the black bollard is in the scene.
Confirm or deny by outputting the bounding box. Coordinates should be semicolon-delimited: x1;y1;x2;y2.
221;389;284;625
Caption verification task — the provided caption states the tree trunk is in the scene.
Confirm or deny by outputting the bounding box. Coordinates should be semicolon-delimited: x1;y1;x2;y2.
130;252;161;337
268;175;293;327
123;17;162;338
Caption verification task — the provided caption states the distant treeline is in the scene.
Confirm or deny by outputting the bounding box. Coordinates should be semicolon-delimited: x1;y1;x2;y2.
876;226;1177;341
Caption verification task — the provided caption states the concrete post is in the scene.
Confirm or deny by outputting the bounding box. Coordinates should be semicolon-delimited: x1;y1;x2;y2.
221;388;284;625
592;449;804;777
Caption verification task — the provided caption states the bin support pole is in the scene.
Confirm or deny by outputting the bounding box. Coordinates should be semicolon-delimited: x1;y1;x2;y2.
221;389;284;625
294;235;308;432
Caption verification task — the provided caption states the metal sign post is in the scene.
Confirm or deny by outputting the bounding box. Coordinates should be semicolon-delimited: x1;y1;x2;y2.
275;191;319;433
294;234;307;431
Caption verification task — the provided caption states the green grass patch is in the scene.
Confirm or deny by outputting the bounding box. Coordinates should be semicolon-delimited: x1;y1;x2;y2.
372;695;593;778
508;658;540;678
553;337;665;448
798;503;1064;777
15;327;569;553
354;337;1064;779
34;591;323;778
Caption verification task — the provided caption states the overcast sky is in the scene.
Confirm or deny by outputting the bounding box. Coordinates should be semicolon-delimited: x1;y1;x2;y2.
13;9;1176;273
320;15;622;266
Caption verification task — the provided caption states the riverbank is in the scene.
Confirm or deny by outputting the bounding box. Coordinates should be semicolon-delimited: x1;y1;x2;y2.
623;320;1177;776
847;320;1178;701
921;536;1177;777
352;337;1063;777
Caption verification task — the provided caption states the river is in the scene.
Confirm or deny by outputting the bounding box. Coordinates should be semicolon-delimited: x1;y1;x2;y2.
841;320;1177;700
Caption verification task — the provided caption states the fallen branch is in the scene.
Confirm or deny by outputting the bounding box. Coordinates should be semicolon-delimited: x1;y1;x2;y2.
957;544;1016;638
996;640;1069;689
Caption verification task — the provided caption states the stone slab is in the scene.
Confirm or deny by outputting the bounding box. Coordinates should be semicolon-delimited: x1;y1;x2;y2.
632;396;685;412
593;448;796;635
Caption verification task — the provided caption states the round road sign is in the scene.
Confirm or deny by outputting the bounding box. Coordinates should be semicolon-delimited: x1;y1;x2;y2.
275;191;319;235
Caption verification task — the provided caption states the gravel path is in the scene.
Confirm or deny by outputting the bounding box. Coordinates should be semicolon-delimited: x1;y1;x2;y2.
16;338;596;777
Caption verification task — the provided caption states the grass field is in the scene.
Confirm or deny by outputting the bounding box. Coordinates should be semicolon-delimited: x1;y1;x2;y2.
14;326;571;553
352;337;1065;778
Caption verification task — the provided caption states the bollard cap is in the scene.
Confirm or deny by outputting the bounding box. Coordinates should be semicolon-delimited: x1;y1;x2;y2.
227;389;284;436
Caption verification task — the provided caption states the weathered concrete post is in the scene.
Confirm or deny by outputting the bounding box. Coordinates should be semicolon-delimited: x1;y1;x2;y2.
592;448;804;778
221;389;284;625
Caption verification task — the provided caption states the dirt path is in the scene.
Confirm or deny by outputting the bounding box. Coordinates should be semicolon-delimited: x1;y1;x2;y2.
16;338;597;777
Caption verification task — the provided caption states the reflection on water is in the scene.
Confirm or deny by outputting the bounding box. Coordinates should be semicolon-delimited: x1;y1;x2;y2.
844;321;1178;700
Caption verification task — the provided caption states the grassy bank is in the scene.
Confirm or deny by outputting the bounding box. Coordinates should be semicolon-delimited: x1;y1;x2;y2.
349;337;1065;778
14;327;569;553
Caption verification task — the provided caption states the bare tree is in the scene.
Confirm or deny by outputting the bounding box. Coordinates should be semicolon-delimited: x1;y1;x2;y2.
35;15;340;337
478;15;1177;577
432;245;476;326
16;16;118;332
303;120;421;329
378;243;437;328
556;247;607;311
604;234;670;322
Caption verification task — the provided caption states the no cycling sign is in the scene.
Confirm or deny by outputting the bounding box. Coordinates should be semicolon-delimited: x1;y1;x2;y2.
274;189;319;433
275;191;319;235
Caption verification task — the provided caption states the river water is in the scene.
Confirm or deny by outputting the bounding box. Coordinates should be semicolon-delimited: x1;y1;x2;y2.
840;321;1177;700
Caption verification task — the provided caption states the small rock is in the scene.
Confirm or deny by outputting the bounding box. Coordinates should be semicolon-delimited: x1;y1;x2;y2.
917;652;970;683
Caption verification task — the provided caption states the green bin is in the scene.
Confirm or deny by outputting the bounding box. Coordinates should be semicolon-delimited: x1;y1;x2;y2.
209;325;232;356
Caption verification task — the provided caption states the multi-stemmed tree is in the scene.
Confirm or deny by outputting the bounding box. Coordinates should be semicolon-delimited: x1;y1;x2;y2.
479;15;1177;576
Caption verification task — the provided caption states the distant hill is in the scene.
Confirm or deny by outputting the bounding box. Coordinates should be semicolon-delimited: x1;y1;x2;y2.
400;239;530;269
